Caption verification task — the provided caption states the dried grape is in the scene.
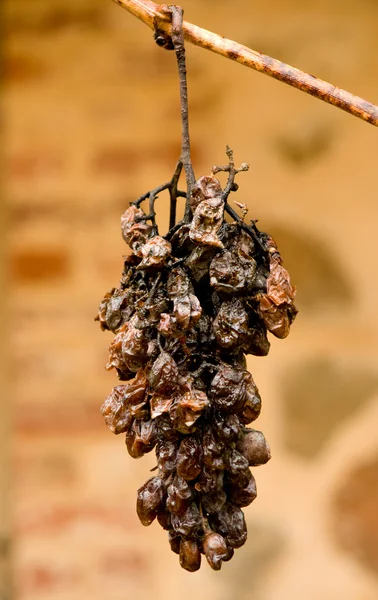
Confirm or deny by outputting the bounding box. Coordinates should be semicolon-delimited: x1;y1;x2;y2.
96;158;297;571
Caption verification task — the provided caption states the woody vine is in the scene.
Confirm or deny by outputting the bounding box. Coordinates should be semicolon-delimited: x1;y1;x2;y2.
95;3;374;572
114;0;378;127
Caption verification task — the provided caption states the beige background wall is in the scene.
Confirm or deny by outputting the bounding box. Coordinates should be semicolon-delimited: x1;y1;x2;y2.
3;1;378;599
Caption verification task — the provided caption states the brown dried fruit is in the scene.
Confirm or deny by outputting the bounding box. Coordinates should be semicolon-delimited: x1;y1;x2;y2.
171;502;202;537
228;474;257;507
137;236;172;269
257;235;298;338
121;205;153;252
97;155;297;571
189;195;224;249
210;250;246;293
100;385;134;434
236;429;271;466
170;385;209;433
126;419;157;458
209;366;248;414
148;352;179;395
150;393;174;419
240;375;262;423
212;299;249;351
167;474;194;515
177;436;203;480
121;315;150;372
106;323;133;378
203;531;228;571
156;440;177;474
136;476;166;526
179;539;201;572
211;503;248;549
168;531;181;554
190;175;222;213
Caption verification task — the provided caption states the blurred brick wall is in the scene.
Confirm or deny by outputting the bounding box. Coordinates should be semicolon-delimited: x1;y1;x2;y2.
1;153;11;600
3;0;378;599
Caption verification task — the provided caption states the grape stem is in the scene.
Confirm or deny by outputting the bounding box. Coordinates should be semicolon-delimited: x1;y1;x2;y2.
132;171;186;234
160;6;196;222
132;6;196;229
211;147;267;255
112;0;378;127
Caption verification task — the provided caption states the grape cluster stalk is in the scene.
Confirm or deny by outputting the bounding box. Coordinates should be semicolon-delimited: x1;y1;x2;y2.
96;154;297;571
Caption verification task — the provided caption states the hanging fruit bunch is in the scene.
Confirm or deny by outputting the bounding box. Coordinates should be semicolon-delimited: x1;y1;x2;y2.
95;6;297;572
96;147;297;571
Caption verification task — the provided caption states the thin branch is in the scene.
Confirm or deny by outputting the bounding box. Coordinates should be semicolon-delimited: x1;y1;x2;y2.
167;5;196;220
212;146;249;203
132;164;187;232
112;0;378;127
168;160;183;230
221;193;262;248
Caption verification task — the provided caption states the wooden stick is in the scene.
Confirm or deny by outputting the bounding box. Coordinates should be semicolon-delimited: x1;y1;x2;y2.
168;5;196;207
112;0;378;127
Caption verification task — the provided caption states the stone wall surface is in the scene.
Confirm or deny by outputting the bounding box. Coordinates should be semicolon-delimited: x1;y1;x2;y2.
2;0;378;599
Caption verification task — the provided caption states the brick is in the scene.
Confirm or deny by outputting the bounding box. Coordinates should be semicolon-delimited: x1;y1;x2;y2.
100;550;147;575
17;505;137;536
4;2;106;35
7;152;65;180
3;55;47;83
91;147;139;176
9;248;70;283
14;402;103;436
9;203;65;224
18;565;79;595
332;456;378;575
91;142;204;177
14;452;77;487
281;358;378;457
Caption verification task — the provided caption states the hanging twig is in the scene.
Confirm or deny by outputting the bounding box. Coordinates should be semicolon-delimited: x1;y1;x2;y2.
170;7;196;190
156;5;196;223
112;0;378;127
212;146;249;203
168;160;183;230
132;173;186;233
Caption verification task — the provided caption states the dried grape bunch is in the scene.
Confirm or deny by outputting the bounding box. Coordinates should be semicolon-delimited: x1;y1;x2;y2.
96;148;297;571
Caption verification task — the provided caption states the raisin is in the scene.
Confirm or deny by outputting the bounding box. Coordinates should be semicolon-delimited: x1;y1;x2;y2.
97;158;297;570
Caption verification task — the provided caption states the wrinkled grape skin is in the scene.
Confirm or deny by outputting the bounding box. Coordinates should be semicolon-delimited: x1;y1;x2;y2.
210;504;248;549
176;436;203;480
179;539;201;572
126;419;157;458
208;367;248;414
227;449;250;476
166;475;193;515
97;172;297;572
171;503;202;538
202;429;225;470
240;378;262;423
222;547;234;562
100;386;133;435
148;352;179;396
236;430;271;466
213;414;241;445
156;440;177;474
196;467;223;494
228;474;257;508
209;251;246;293
168;531;181;555
203;532;228;571
157;509;172;531
136;477;166;526
202;489;227;515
